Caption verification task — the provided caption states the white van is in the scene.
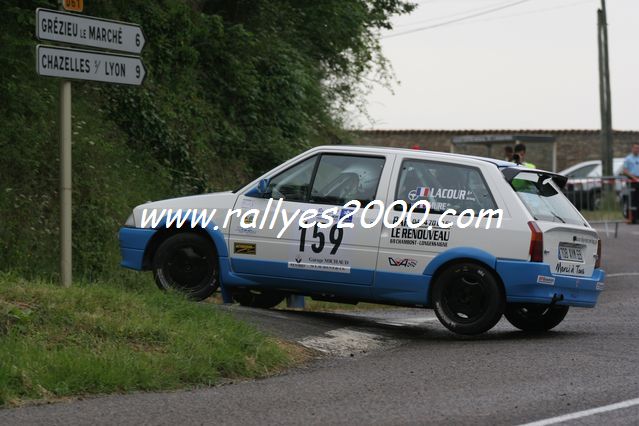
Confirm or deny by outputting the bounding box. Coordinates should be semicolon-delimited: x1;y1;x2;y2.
119;146;605;335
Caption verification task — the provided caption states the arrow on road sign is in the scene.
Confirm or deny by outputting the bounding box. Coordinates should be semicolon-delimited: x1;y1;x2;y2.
36;8;146;54
36;45;146;86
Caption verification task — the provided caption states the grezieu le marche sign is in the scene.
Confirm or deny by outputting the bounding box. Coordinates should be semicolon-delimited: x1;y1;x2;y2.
36;8;146;54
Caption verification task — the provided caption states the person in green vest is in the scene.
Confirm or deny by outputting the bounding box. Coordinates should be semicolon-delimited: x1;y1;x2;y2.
514;143;536;168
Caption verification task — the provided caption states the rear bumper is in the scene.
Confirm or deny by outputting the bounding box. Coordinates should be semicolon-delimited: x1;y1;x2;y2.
118;227;157;270
496;259;604;307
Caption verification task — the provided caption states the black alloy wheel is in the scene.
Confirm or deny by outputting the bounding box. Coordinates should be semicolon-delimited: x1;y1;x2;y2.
153;233;218;301
432;262;505;335
505;303;569;333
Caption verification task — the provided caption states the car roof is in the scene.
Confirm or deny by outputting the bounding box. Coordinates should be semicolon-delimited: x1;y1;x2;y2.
310;145;515;168
559;158;625;175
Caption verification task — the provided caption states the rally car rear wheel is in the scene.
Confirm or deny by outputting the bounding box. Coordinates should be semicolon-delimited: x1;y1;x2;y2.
505;303;569;333
432;262;505;335
152;233;218;301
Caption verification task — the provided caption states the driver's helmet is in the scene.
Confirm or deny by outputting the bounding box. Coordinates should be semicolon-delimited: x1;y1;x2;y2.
339;163;381;196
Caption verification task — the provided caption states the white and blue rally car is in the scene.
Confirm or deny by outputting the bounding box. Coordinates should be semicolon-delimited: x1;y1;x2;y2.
119;146;605;335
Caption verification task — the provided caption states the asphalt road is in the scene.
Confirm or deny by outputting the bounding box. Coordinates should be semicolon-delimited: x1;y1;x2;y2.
2;224;639;425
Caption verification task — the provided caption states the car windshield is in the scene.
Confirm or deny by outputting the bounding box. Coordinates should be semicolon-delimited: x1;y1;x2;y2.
510;172;586;226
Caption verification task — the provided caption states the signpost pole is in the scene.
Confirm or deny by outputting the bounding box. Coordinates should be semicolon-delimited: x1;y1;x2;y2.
38;2;145;286
58;0;72;287
60;80;72;287
598;0;613;177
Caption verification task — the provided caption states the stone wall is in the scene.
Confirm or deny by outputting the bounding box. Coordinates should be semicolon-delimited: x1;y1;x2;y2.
352;130;639;172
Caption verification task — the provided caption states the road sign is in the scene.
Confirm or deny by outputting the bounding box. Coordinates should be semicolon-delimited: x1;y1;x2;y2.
36;45;146;86
63;0;83;12
36;8;146;54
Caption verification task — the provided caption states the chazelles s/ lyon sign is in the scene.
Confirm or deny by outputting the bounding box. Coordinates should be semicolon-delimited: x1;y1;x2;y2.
36;45;146;86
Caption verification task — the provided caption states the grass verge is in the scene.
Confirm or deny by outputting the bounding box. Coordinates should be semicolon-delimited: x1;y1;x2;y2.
0;273;295;407
581;209;625;222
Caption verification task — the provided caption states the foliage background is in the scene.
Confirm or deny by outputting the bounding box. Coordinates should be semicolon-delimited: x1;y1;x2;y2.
0;0;413;279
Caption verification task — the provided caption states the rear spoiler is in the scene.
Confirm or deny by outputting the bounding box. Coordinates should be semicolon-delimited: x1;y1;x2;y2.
501;167;568;189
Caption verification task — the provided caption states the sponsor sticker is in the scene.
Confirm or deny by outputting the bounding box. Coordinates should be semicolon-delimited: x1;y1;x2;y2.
596;282;605;291
408;187;475;202
555;262;586;275
289;253;351;273
407;187;430;201
234;242;256;255
389;227;450;247
339;208;354;223
537;275;555;285
288;262;351;273
573;236;598;245
388;257;418;268
236;226;256;234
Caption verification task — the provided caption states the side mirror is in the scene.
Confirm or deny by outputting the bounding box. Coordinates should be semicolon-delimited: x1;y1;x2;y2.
245;178;270;198
257;178;269;193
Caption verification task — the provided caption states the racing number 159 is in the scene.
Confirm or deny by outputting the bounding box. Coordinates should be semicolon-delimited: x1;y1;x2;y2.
299;224;343;254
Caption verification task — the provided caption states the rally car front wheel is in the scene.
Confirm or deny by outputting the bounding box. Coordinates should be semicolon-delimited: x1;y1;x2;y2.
504;303;569;333
432;262;505;335
152;233;219;301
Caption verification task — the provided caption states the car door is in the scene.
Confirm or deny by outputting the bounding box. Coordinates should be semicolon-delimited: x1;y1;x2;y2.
374;155;504;304
229;151;391;294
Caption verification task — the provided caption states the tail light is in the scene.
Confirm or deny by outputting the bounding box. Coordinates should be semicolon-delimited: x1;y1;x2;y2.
595;239;602;268
528;221;544;262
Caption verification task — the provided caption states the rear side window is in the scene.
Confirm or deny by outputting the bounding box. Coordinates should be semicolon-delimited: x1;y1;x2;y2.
395;159;497;214
511;172;586;226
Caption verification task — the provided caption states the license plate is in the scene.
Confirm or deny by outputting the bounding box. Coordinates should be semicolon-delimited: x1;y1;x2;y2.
558;246;583;262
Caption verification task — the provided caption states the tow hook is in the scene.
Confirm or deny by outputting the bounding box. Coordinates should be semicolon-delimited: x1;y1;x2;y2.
549;293;564;309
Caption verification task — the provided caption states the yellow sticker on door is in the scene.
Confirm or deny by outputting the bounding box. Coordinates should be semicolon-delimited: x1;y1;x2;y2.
234;242;256;255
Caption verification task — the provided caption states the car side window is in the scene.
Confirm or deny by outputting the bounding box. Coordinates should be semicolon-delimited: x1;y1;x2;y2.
395;159;497;214
267;156;318;202
310;155;385;205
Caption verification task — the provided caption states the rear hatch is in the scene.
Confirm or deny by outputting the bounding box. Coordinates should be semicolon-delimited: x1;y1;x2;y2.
538;224;598;277
504;168;600;276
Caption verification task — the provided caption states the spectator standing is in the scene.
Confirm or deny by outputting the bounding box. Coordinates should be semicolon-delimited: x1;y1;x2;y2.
504;146;514;162
622;143;639;223
513;143;536;168
622;143;639;181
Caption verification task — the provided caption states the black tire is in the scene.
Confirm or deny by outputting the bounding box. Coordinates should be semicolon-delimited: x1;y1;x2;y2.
505;303;569;333
233;289;286;309
152;233;218;301
431;262;505;335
